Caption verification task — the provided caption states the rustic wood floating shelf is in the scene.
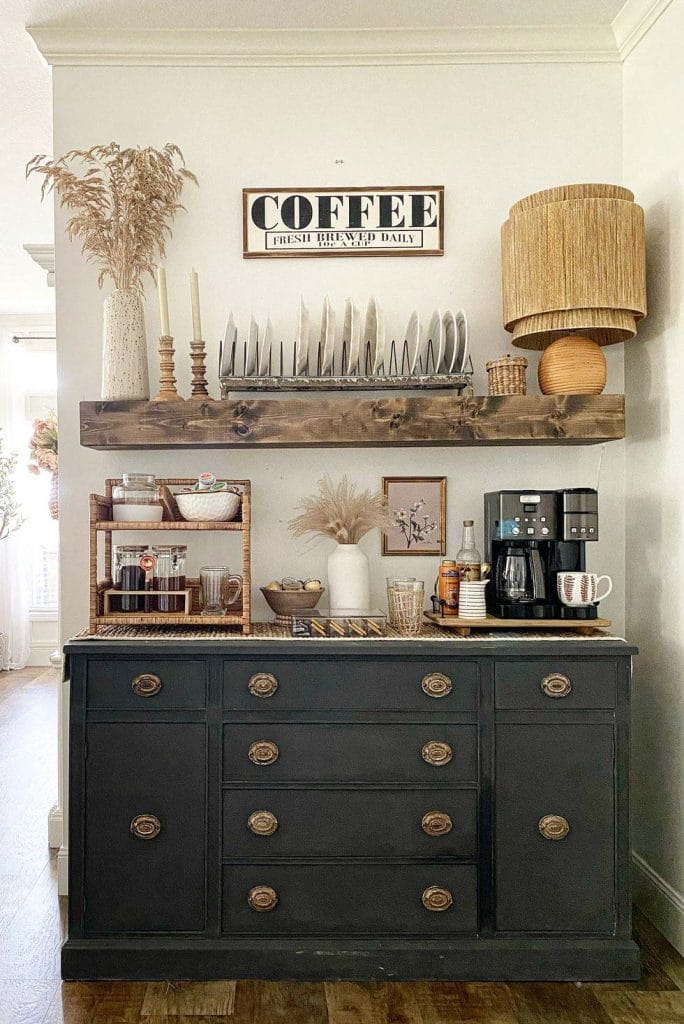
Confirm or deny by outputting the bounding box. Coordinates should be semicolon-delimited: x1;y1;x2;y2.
79;395;625;450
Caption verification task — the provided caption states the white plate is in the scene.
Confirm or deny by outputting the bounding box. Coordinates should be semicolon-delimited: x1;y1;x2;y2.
295;297;310;375
364;297;386;375
220;312;237;376
343;299;361;375
404;311;420;374
442;309;457;373
454;308;469;372
320;296;336;374
424;309;443;374
259;316;273;375
244;315;258;375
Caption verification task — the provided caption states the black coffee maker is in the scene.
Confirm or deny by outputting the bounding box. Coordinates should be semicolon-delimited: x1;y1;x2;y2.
484;489;599;619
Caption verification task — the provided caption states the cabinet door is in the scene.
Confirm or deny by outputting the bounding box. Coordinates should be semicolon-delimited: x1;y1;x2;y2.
83;722;206;934
495;723;615;933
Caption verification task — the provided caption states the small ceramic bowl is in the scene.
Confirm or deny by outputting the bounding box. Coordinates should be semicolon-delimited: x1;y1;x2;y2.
260;586;325;621
175;490;242;522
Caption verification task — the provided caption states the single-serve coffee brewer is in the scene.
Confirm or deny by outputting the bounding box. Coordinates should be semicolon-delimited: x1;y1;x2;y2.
484;489;600;619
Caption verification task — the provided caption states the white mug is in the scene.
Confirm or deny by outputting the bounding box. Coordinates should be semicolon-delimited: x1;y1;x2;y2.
557;572;612;607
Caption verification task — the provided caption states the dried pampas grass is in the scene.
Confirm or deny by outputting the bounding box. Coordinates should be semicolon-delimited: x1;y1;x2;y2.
27;142;198;292
289;475;392;545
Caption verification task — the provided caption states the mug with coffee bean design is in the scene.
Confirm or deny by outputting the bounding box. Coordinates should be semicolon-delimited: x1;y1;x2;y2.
557;572;612;607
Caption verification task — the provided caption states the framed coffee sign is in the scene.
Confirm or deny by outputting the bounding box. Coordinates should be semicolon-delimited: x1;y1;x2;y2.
243;186;444;258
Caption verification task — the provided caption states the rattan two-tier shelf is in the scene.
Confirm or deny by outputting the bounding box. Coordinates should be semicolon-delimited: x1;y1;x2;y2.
89;478;251;634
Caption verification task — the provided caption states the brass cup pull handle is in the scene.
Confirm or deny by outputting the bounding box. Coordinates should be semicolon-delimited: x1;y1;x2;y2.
248;672;279;698
248;740;280;766
421;672;453;698
130;814;161;839
539;814;571;840
131;673;162;698
248;810;279;836
422;741;453;766
422;811;453;836
422;886;453;912
540;673;573;698
248;885;278;912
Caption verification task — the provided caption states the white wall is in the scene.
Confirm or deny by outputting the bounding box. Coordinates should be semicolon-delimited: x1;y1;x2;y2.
623;1;684;954
52;61;625;646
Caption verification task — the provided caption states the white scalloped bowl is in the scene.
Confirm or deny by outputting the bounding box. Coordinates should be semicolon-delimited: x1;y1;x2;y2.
175;490;242;522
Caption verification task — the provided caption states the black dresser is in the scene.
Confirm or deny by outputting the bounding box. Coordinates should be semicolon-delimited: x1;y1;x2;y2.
62;635;639;981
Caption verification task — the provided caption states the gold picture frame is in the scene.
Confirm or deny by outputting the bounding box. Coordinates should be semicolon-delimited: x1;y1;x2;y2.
382;476;447;556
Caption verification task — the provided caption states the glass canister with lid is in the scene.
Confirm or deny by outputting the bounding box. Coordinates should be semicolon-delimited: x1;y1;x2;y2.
151;545;187;612
111;544;149;612
112;474;162;522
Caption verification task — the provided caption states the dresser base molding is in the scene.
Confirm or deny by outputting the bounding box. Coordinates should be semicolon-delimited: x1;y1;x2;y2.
61;936;641;982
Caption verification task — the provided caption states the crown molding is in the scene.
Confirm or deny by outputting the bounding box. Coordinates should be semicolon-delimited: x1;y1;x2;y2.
612;0;674;59
27;25;621;68
24;244;55;287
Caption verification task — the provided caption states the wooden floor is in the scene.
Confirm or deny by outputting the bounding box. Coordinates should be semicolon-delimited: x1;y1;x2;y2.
1;668;683;1024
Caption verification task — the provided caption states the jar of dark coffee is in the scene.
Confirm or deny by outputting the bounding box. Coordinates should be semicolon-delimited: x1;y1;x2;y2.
151;545;187;613
111;545;149;612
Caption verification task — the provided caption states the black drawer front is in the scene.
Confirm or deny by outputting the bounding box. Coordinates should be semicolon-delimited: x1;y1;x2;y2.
84;722;207;934
223;723;477;784
223;788;477;859
222;863;477;935
86;659;207;710
223;658;477;711
495;722;615;933
495;659;616;710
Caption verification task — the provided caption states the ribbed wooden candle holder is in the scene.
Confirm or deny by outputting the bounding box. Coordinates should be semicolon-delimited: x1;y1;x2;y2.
190;338;208;397
154;335;178;401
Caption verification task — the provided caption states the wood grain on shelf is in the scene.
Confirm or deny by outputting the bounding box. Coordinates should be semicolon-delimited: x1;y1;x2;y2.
79;394;625;449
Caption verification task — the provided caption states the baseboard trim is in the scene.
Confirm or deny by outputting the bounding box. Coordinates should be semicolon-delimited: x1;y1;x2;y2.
632;850;684;954
57;845;69;896
28;639;59;667
48;804;63;849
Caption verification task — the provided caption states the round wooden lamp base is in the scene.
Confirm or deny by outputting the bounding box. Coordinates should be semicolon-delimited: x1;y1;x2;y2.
538;335;607;395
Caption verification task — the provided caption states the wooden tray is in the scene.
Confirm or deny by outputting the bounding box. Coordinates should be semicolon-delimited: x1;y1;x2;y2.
425;611;611;637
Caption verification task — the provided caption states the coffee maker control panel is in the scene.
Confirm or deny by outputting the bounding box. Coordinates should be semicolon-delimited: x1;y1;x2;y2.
559;488;599;542
485;491;558;541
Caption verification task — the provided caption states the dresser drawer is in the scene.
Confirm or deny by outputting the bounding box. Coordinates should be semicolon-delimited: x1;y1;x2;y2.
223;723;477;784
223;658;477;711
222;863;477;935
86;659;207;710
223;788;477;859
494;659;616;710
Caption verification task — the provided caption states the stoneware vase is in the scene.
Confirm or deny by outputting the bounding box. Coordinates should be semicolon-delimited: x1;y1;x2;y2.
327;542;370;613
101;288;150;401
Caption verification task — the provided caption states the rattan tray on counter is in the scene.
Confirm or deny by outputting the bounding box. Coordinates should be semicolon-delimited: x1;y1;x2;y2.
89;478;251;634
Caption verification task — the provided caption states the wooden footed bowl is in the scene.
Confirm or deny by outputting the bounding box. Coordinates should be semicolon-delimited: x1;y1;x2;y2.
260;587;325;619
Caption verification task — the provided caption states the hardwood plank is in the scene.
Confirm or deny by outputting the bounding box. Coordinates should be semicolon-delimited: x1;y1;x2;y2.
251;981;327;1024
628;992;684;1022
385;982;425;1024
0;859;64;981
592;990;650;1024
140;980;235;1016
633;910;684;991
79;395;625;450
42;982;108;1024
505;982;615;1024
0;982;58;1024
413;980;518;1023
324;981;386;1024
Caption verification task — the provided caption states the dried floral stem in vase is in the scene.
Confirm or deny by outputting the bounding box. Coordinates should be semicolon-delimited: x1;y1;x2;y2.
289;474;392;545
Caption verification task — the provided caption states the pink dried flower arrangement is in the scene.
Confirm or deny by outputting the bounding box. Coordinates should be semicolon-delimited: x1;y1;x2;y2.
28;411;58;475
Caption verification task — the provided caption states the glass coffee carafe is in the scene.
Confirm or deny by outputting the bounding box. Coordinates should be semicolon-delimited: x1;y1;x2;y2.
111;544;148;612
494;542;546;605
151;545;187;612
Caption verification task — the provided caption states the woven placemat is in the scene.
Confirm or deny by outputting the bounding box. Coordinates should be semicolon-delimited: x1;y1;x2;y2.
69;622;623;643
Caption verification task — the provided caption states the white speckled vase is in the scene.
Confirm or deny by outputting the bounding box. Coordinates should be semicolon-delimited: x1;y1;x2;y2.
101;288;150;400
327;543;370;614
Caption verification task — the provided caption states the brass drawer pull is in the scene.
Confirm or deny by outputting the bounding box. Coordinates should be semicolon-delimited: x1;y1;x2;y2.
422;741;453;766
248;672;279;698
248;885;278;912
421;672;453;698
248;740;280;766
422;886;453;912
540;673;573;698
131;673;162;698
248;810;279;836
422;811;453;836
130;814;161;839
539;814;571;840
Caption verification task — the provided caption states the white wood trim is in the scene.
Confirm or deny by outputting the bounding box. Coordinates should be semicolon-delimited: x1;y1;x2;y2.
23;244;55;288
28;639;58;667
612;0;675;59
27;25;621;67
48;805;63;849
57;845;69;896
633;850;684;955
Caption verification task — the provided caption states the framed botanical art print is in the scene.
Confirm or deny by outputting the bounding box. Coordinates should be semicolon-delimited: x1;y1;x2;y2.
382;476;446;556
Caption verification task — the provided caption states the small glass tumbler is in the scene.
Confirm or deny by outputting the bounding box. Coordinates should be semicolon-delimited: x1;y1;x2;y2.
386;577;417;627
199;567;243;615
388;580;425;636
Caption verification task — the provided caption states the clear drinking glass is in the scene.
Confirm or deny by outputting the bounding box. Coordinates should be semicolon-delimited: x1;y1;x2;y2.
386;577;416;627
200;567;243;615
387;579;424;635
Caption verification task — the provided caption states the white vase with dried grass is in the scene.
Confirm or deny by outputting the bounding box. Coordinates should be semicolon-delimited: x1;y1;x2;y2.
289;475;391;614
27;143;197;401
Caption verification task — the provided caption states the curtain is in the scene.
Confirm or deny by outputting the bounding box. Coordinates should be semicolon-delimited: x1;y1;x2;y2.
0;330;31;670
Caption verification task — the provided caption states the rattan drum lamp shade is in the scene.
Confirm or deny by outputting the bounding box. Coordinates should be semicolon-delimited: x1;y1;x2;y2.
501;184;647;394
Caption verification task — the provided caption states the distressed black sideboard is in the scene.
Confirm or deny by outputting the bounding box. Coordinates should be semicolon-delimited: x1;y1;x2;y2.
62;636;639;981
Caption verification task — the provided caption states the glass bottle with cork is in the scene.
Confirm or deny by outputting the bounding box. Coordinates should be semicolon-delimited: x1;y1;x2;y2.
456;520;482;586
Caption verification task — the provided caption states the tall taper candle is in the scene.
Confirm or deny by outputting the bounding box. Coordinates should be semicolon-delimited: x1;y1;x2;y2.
157;266;170;336
190;268;202;341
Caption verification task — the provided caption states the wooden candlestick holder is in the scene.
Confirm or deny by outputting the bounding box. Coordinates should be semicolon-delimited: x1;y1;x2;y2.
155;334;178;400
190;338;208;397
